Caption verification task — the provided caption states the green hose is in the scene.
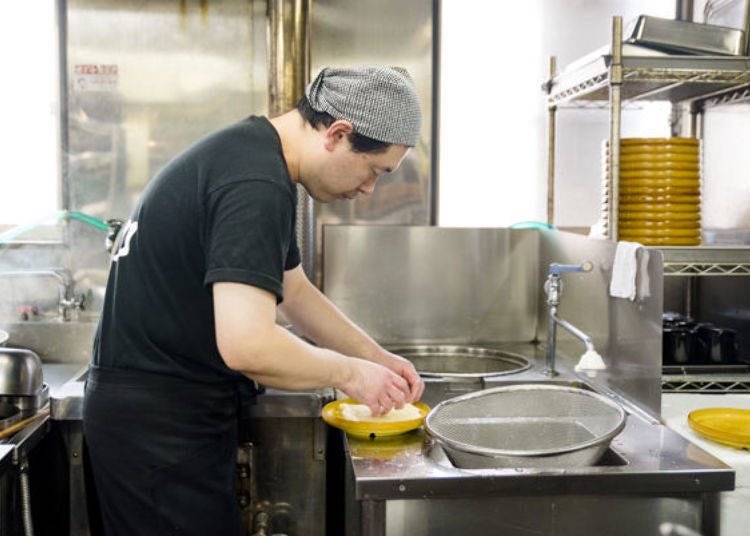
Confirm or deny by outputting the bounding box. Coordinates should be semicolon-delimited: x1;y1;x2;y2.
0;210;109;244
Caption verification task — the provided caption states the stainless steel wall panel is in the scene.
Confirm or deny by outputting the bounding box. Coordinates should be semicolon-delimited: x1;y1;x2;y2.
64;0;268;219
537;230;663;415
309;0;436;286
323;226;539;344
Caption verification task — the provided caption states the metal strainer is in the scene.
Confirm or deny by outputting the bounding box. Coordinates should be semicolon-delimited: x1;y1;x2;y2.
425;384;626;469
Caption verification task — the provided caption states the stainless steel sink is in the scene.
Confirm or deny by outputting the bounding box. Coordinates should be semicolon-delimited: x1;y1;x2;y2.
387;344;531;378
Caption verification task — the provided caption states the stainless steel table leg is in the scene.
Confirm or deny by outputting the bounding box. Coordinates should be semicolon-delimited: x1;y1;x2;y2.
61;422;90;536
361;500;386;536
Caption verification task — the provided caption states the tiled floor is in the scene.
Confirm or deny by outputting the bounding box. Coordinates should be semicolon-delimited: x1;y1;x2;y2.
662;393;750;536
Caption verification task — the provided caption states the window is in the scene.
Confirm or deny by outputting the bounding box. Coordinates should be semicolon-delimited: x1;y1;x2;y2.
0;1;60;227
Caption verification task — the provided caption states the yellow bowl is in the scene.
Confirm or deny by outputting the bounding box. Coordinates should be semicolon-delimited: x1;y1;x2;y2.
620;211;702;221
617;235;701;245
617;153;700;163
617;145;700;155
620;194;700;204
688;408;750;449
618;186;701;195
617;227;700;237
617;162;700;172
620;202;701;213
621;137;699;146
619;170;700;180
619;178;700;188
321;398;430;439
619;220;700;229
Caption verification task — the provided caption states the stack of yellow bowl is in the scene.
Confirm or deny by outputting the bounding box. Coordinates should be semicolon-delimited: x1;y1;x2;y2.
601;137;701;246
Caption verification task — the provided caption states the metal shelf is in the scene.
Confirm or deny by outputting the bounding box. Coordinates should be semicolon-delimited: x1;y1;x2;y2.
662;374;750;392
655;246;750;276
547;55;750;107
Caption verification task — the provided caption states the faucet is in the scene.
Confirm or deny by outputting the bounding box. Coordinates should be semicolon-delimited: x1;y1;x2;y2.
0;269;85;321
543;261;596;376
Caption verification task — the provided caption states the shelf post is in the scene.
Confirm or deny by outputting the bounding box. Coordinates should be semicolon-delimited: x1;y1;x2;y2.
608;16;623;242
547;56;557;226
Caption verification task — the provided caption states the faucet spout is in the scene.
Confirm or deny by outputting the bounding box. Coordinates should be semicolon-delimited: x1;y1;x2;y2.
543;260;595;376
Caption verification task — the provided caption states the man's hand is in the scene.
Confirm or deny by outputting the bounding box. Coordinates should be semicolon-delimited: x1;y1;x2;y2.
367;350;425;404
337;358;412;416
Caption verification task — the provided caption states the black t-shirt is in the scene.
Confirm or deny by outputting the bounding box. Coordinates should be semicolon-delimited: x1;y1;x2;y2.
92;116;300;384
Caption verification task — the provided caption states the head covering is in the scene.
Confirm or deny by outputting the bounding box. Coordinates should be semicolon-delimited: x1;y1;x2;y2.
305;66;422;147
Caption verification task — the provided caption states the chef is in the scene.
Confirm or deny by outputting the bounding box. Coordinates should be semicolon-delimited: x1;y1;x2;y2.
83;65;425;535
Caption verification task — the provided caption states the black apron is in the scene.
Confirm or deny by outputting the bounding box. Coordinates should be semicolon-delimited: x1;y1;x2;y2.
83;366;244;536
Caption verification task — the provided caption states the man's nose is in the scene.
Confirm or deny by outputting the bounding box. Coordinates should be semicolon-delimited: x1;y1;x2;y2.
358;177;378;195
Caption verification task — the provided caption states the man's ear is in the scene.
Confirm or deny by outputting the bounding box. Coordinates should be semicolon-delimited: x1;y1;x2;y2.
323;120;355;151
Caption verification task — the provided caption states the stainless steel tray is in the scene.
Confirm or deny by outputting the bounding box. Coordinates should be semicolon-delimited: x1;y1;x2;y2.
625;15;746;56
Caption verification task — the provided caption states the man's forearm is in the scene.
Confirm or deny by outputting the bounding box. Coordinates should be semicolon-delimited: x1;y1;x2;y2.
280;273;383;362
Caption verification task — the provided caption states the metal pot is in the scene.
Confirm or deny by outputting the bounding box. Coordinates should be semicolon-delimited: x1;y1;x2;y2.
0;347;44;396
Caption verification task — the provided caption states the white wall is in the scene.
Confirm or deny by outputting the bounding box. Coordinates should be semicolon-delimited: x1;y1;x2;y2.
438;0;676;228
0;1;59;226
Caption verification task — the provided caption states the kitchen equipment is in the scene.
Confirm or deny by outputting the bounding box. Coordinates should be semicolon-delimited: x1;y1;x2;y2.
0;347;48;416
0;401;20;431
688;407;750;449
322;398;429;439
425;384;626;469
0;347;43;395
625;15;746;55
386;345;531;379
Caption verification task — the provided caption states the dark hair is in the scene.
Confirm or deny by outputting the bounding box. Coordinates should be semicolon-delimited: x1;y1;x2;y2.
295;95;391;154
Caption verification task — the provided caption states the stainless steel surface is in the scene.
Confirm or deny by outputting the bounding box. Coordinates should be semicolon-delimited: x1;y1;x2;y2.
242;389;335;536
0;347;43;396
610;16;623;241
537;230;664;417
547;53;750;105
625;15;746;56
544;260;596;376
249;387;334;418
64;0;268;220
547;56;557;226
3;320;98;363
381;495;710;536
0;385;49;417
425;384;626;469
323;227;539;344
385;345;530;379
658;246;750;275
0;269;83;321
704;0;750;54
0;403;20;431
662;373;750;392
344;366;732;535
309;0;437;287
267;0;310;118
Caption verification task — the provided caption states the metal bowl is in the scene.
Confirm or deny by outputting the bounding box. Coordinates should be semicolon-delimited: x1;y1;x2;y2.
0;347;44;396
425;384;627;469
387;345;530;379
0;402;20;431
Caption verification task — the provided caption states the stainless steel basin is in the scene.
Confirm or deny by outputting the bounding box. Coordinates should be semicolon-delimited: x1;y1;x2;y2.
387;345;530;379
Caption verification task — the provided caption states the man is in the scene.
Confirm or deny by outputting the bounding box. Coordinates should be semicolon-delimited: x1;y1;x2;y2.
83;66;426;535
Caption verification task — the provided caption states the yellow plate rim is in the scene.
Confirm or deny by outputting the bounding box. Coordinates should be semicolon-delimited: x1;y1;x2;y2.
688;408;750;449
322;398;430;438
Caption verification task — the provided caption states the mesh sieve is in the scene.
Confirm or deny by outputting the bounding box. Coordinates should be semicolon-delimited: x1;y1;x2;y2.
425;384;626;457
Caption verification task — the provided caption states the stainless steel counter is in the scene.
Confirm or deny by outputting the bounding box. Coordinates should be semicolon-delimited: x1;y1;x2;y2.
343;345;734;536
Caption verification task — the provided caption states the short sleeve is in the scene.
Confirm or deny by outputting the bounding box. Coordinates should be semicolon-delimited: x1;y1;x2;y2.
204;179;296;302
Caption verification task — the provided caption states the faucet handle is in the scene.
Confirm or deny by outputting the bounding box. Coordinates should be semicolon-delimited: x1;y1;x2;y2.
549;261;593;276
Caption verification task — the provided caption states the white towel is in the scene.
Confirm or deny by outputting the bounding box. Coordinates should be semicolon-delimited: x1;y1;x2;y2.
609;241;650;301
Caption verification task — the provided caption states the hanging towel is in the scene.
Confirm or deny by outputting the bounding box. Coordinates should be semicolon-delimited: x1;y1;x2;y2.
609;241;650;301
